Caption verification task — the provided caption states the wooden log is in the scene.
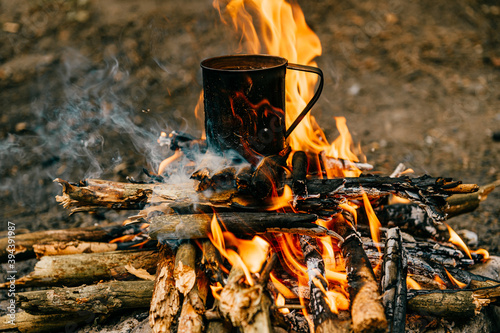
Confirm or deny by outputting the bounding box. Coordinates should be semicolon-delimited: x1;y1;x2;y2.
202;240;224;284
174;242;197;296
407;285;500;318
32;240;155;258
177;268;209;333
0;249;157;289
0;222;144;262
16;280;154;315
250;149;290;199
299;235;347;333
219;265;273;333
292;151;308;197
150;244;180;333
148;212;323;240
0;311;96;333
381;228;407;333
332;213;387;333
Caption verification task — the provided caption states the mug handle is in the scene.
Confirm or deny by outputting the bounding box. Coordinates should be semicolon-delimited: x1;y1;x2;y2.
285;63;324;138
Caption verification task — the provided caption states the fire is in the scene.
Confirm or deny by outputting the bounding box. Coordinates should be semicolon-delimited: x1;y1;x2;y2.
473;248;490;261
312;277;349;313
266;185;293;210
445;223;472;260
444;268;467;289
362;192;382;251
406;276;422;290
434;275;447;289
276;293;290;314
210;282;223;301
270;272;297;299
209;213;270;286
213;0;363;177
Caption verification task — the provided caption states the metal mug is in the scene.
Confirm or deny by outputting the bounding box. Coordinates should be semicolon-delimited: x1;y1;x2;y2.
201;54;323;164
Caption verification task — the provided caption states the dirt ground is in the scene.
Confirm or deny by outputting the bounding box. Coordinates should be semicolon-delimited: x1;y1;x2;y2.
1;0;499;301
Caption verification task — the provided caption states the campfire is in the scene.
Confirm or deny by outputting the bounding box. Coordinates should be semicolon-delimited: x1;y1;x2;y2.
1;1;499;333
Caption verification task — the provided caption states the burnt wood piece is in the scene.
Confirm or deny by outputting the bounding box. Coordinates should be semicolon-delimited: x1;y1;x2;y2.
147;212;324;240
332;213;388;333
321;153;374;172
174;242;197;296
0;222;144;262
381;228;407;333
0;250;158;289
150;244;180;333
16;280;154;315
306;175;478;222
299;235;346;333
159;131;207;160
235;165;254;194
250;148;290;199
292;151;308;197
407;284;500;318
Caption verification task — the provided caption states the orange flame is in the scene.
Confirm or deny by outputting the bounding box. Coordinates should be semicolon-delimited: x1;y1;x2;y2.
210;282;223;301
445;223;472;260
276;293;290;314
472;248;490;261
406;276;422;290
270;272;297;299
362;192;382;251
434;275;447;289
157;149;183;176
444;268;467;289
312;277;349;313
266;185;293;210
209;213;270;286
213;0;362;177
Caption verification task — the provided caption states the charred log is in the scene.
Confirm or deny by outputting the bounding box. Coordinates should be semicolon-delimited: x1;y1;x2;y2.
381;227;407;333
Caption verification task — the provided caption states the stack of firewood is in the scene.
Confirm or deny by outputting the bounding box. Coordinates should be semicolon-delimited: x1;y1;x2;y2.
1;149;499;333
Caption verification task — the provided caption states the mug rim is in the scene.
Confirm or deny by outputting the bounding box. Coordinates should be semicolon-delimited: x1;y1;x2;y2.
201;54;287;72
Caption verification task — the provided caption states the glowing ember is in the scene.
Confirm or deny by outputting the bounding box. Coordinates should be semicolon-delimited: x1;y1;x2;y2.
445;223;472;260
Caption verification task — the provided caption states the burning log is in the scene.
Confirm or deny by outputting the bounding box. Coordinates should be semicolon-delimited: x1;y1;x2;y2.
219;265;273;333
15;280;153;315
202;240;224;284
0;222;144;262
0;249;157;289
332;213;388;333
150;244;180;333
174;241;197;296
250;149;290;199
381;228;407;333
147;212;326;240
299;235;348;333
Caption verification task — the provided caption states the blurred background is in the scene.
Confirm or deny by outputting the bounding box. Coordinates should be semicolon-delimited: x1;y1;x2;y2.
0;0;499;251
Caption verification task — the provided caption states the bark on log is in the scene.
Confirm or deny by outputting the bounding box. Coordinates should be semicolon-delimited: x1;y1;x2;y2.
16;280;154;315
32;240;155;258
147;212;323;240
0;249;157;289
407;285;500;318
150;244;180;333
0;222;144;262
381;228;407;333
219;265;273;333
177;269;209;333
299;235;346;333
202;240;223;284
174;242;197;296
332;213;388;333
0;311;96;333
